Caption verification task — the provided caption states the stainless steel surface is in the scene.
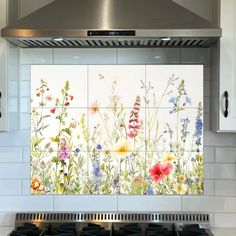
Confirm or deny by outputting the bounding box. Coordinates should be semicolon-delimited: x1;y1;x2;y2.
11;37;216;48
1;0;221;48
15;212;210;224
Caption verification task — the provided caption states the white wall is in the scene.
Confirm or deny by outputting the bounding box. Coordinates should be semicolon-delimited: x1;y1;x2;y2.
0;47;236;228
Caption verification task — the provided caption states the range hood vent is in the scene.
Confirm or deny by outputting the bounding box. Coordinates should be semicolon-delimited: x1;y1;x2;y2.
1;0;221;48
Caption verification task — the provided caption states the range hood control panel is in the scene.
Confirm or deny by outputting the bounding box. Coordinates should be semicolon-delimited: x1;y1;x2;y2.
87;30;136;36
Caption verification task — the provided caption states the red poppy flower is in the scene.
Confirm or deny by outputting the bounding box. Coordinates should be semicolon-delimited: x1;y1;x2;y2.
36;92;41;97
69;95;74;101
31;177;44;192
50;107;56;114
149;163;173;183
65;102;70;106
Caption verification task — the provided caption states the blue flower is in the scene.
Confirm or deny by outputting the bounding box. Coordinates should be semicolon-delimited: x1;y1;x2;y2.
169;96;177;106
75;147;80;153
96;144;102;150
195;116;203;138
185;96;192;105
92;162;102;178
146;186;154;195
186;178;194;184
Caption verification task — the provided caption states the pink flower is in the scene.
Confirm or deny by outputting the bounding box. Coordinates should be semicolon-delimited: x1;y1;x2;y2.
149;163;173;183
58;138;70;161
69;95;74;101
128;96;141;138
50;107;56;114
46;94;53;102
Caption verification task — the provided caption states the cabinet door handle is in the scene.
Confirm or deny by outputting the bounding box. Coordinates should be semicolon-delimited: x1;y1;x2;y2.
224;91;229;118
0;91;2;118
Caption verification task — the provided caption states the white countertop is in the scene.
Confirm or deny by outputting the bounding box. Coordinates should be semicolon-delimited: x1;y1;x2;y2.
1;227;236;236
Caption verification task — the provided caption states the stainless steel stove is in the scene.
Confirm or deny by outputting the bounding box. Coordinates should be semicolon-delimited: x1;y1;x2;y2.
8;213;214;236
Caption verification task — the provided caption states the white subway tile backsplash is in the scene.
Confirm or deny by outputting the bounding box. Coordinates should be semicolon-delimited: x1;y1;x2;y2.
22;179;30;195
8;113;20;131
204;130;236;147
204;180;214;196
117;196;181;212
117;48;181;64
204;66;210;81
204;81;210;97
203;113;210;130
20;65;31;81
54;196;117;211
204;97;210;113
215;213;236;228
0;180;21;195
8;98;18;113
0;196;53;211
22;146;30;162
20;98;30;113
0;131;30;147
20;49;53;65
20;81;30;97
0;147;22;162
181;48;210;64
20;114;30;130
203;147;214;162
8;81;18;97
0;163;30;179
215;180;236;196
215;148;236;163
204;163;236;179
182;196;236;212
53;48;116;64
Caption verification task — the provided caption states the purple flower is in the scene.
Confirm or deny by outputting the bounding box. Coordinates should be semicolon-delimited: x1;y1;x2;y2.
146;186;154;195
92;162;102;178
186;178;194;184
96;144;102;150
75;147;80;153
58;146;70;161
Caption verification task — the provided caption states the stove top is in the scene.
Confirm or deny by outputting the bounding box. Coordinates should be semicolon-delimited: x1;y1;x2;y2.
9;222;213;236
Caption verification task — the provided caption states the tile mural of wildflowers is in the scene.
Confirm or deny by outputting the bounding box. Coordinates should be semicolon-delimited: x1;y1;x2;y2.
31;65;203;195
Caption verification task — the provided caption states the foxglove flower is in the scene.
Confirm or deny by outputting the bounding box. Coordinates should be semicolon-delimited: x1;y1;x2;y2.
128;96;141;138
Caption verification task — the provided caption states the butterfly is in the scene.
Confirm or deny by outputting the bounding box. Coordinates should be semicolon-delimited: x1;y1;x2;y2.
99;74;105;80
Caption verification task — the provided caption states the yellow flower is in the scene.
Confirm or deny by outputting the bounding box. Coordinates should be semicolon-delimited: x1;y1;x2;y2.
173;183;187;194
89;100;100;115
105;149;111;155
113;140;132;158
163;153;176;163
178;175;186;183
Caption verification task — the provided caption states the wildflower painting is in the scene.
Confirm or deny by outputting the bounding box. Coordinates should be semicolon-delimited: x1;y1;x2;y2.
31;65;203;195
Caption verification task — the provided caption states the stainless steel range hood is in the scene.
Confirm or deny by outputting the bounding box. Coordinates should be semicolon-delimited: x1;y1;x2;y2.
1;0;221;48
